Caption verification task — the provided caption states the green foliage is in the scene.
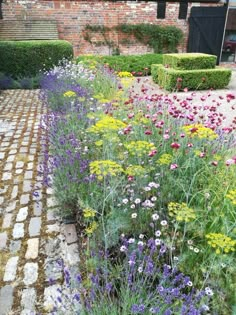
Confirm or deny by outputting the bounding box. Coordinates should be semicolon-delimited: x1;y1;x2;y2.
163;53;217;70
157;65;232;91
151;64;163;83
116;23;184;53
77;54;163;75
0;40;73;78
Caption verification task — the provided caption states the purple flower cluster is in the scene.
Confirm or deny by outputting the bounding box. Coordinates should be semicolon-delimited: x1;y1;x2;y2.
50;238;211;315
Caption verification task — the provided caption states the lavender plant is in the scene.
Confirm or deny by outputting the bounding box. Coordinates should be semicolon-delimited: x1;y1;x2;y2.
50;237;212;315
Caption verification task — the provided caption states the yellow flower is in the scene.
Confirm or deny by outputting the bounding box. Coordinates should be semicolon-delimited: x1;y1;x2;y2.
95;140;103;147
88;116;126;134
83;208;96;218
90;160;124;180
157;154;173;165
225;189;236;205
117;71;134;78
182;124;218;140
120;77;134;88
124;141;156;157
63;90;76;98
168;202;196;222
206;233;236;254
125;165;146;176
85;221;98;235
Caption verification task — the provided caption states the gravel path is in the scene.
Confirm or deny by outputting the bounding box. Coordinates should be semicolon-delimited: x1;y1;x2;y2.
0;90;79;315
130;71;236;128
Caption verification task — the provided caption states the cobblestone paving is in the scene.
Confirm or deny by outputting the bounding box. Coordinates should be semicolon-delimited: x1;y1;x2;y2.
0;90;80;315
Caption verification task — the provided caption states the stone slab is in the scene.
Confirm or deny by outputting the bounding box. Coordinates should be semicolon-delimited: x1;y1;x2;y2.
25;238;39;260
0;285;14;315
3;256;19;281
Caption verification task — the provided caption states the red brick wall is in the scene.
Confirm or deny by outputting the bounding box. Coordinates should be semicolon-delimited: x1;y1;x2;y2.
2;0;221;56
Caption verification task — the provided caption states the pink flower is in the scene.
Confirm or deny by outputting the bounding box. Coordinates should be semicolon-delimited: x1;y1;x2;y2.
177;77;182;82
124;125;132;134
128;113;135;119
187;143;193;147
170;164;178;170
199;152;205;158
148;150;157;157
171;142;180;149
211;161;218;166
163;134;170;140
226;159;236;166
145;130;152;135
180;133;185;138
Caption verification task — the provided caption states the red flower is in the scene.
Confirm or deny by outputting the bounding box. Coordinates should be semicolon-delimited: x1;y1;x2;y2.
128;175;134;181
171;142;180;149
145;130;152;135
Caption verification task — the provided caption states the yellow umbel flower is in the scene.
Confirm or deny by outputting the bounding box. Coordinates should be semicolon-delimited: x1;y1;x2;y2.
63;90;77;98
225;189;236;205
117;71;134;78
83;208;96;218
168;202;196;222
206;233;236;254
125;165;146;176
85;221;98;235
124;141;156;157
157;154;173;165
88;116;126;134
90;160;124;180
182;124;218;140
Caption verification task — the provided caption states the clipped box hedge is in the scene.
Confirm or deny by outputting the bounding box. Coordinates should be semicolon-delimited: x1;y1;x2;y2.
163;53;217;70
77;54;163;75
0;40;73;78
157;65;231;91
151;64;164;83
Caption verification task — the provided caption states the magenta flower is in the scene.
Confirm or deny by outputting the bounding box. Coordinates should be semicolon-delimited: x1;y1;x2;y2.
171;142;180;149
170;164;178;170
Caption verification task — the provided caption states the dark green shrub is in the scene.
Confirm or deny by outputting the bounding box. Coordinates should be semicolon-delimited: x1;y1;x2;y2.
0;40;73;78
163;53;217;70
77;54;163;75
157;65;231;91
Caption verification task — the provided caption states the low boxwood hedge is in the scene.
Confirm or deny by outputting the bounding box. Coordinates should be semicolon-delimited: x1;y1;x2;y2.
151;64;163;83
156;65;231;91
0;40;73;78
163;53;217;70
77;54;163;75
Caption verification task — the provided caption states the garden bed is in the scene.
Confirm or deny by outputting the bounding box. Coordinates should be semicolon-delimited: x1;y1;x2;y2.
40;61;236;315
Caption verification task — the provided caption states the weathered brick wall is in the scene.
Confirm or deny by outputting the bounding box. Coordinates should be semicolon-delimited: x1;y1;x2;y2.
2;0;221;56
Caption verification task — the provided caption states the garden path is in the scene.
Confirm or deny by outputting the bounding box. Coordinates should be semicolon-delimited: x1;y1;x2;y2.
131;71;236;127
0;90;79;315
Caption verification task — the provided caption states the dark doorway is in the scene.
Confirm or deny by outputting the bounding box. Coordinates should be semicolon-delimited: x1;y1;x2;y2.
188;6;227;64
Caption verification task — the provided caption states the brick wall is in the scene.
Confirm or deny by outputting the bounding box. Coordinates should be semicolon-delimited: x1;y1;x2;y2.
2;0;221;56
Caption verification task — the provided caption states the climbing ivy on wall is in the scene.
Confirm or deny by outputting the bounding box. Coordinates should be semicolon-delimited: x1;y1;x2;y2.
83;23;183;53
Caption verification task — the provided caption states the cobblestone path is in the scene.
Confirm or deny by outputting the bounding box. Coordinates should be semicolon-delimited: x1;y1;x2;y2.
0;90;80;315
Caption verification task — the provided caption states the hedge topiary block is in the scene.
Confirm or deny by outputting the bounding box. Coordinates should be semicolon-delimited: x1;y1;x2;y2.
163;53;217;70
151;64;163;83
0;40;73;78
157;65;231;91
